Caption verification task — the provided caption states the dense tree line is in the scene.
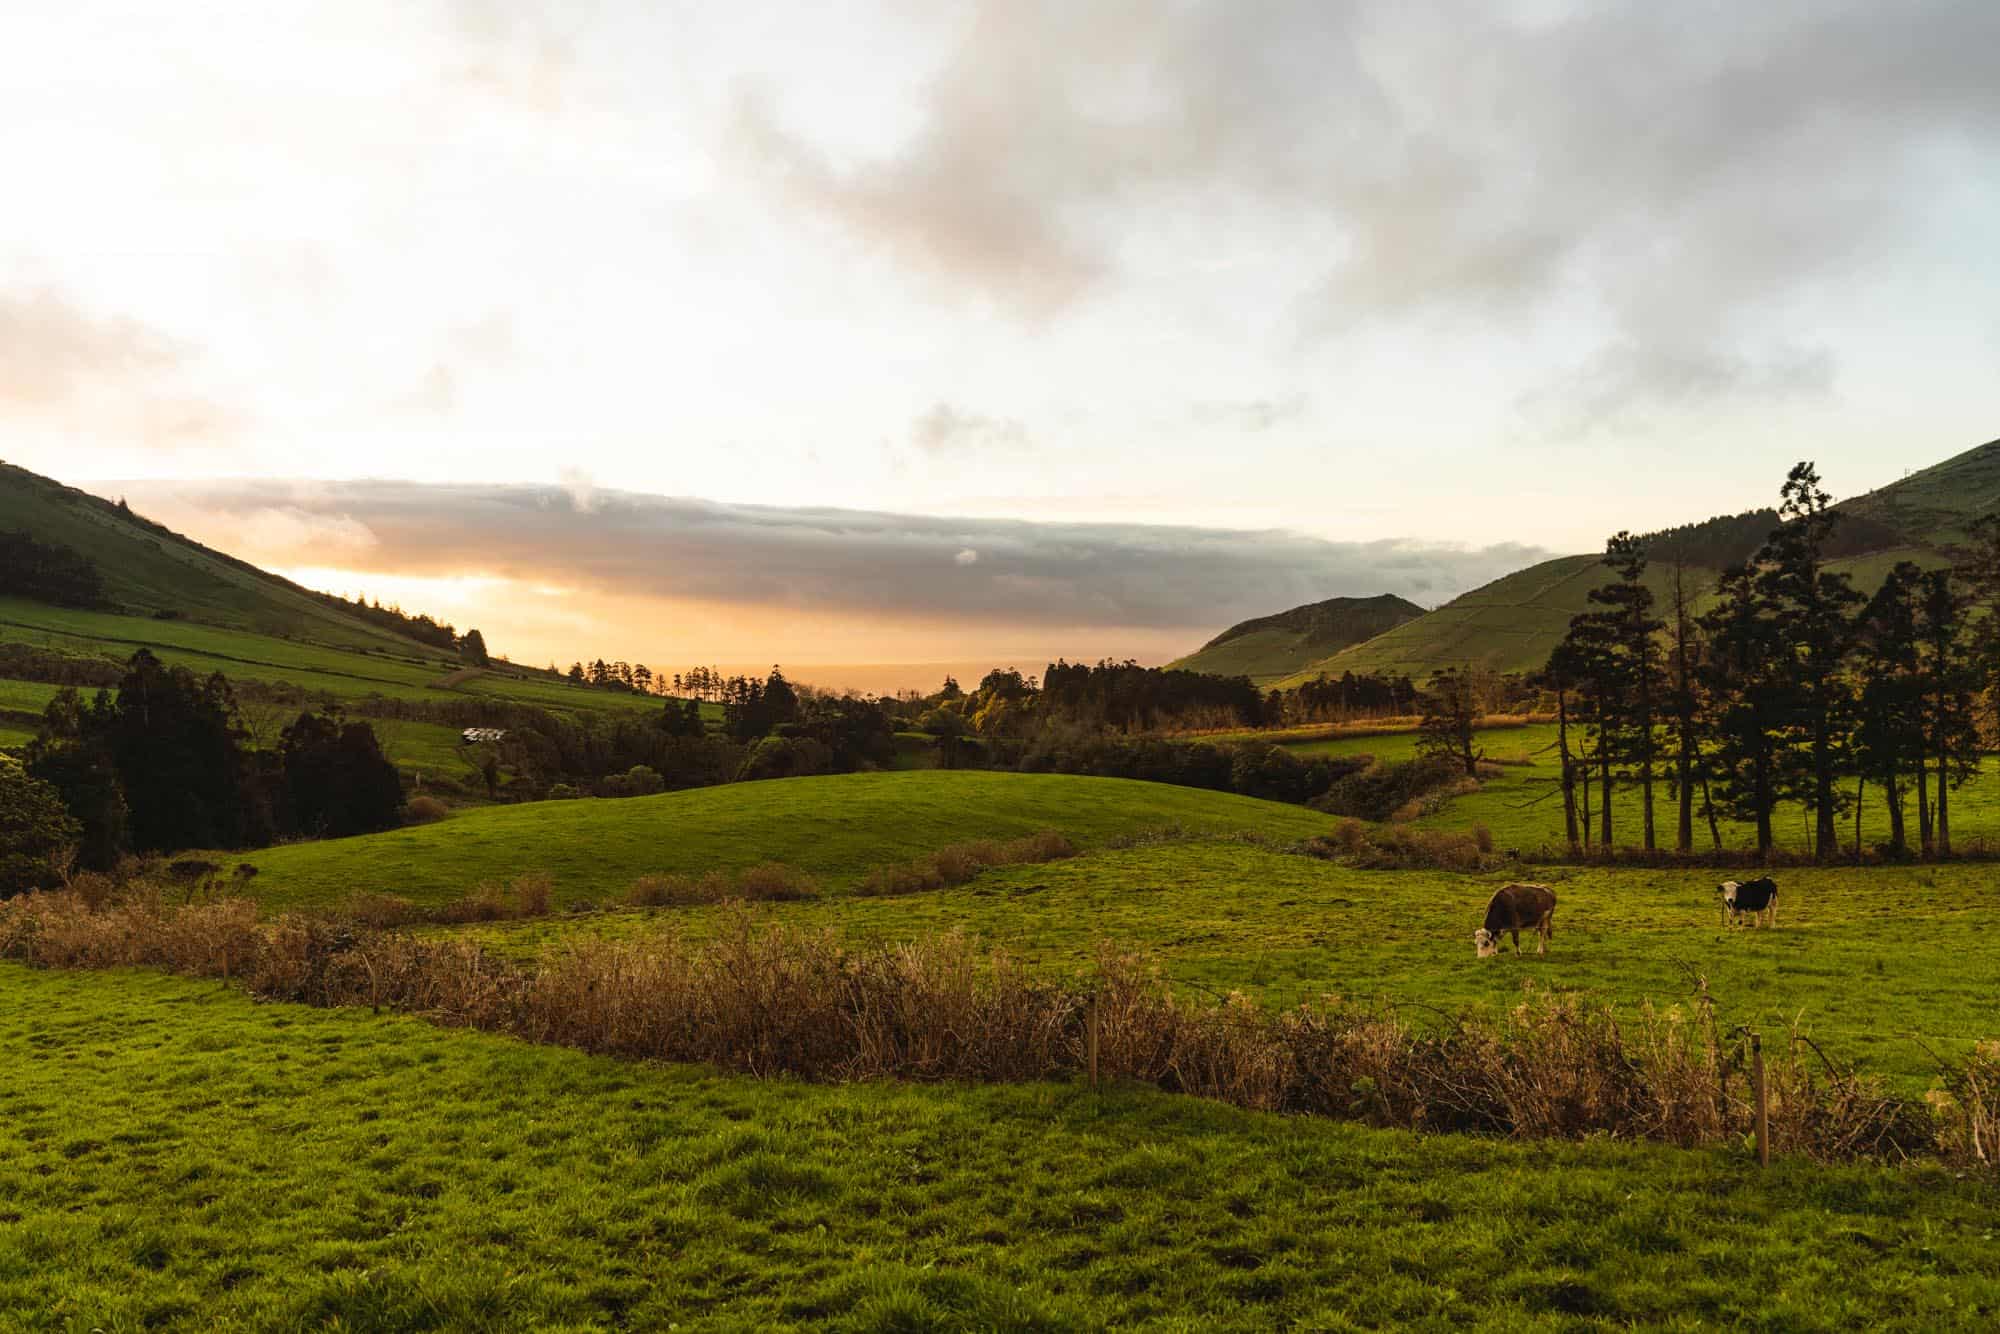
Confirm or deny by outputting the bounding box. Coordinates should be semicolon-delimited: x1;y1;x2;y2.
317;592;461;652
0;531;106;609
1282;671;1420;723
21;650;405;872
1546;462;2000;861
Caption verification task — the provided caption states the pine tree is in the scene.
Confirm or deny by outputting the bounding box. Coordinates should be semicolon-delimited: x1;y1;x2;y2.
1755;463;1861;860
1700;564;1789;858
1853;563;1925;856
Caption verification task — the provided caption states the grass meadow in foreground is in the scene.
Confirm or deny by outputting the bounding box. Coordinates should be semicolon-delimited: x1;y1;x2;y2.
449;842;2000;1090
235;771;1338;910
3;965;1996;1331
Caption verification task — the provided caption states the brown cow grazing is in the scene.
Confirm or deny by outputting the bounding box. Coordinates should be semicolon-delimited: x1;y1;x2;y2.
1475;883;1557;958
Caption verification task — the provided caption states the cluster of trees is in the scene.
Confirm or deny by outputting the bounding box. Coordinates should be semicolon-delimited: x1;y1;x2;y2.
318;592;462;653
18;650;404;877
1016;733;1362;805
0;531;106;609
1542;462;2000;860
1281;671;1421;723
566;659;660;693
892;663;1273;742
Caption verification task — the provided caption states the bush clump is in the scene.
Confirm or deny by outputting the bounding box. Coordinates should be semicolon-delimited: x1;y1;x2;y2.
853;830;1078;898
626;863;819;908
405;795;450;824
1311;756;1464;822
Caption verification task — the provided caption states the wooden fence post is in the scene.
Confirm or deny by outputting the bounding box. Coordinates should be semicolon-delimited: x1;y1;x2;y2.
1087;994;1101;1092
1752;1032;1769;1167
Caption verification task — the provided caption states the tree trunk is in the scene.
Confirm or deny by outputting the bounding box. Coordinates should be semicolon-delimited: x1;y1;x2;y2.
1936;737;1952;858
1556;687;1580;855
1853;775;1864;863
1812;707;1837;862
1599;736;1613;851
1886;768;1905;855
1753;745;1773;859
1698;764;1723;850
1916;737;1933;856
1580;753;1593;851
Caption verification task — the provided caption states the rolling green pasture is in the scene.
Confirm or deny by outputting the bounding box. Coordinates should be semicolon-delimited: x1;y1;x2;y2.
0;597;674;719
236;772;1337;910
4;966;1996;1330
452;841;2000;1089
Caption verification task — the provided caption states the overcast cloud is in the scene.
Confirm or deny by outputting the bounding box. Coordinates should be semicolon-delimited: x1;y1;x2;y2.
116;479;1545;633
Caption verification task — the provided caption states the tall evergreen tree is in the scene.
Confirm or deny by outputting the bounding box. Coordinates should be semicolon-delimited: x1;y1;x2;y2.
1554;589;1626;848
1662;553;1707;852
1585;532;1665;849
1755;463;1861;860
1700;563;1790;857
1917;569;1980;856
1853;563;1925;856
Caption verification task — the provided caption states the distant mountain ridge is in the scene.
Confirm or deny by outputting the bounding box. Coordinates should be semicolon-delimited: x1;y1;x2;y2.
1167;593;1425;684
1182;435;1999;688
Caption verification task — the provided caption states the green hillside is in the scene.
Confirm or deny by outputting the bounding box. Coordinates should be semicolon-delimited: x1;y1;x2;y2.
1167;593;1424;683
0;461;435;651
1841;436;2000;548
0;463;681;776
1274;437;1996;685
234;770;1336;910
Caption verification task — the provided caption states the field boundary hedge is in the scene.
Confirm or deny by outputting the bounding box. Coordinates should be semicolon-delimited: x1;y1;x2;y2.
2;888;1994;1171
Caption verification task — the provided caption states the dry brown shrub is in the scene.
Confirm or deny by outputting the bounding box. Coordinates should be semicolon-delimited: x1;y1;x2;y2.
345;892;419;929
1473;823;1495;854
512;872;555;917
1333;819;1368;856
852;830;1079;897
1930;1041;2000;1175
435;883;510;924
405;795;450;824
734;863;819;902
69;871;118;911
626;865;815;907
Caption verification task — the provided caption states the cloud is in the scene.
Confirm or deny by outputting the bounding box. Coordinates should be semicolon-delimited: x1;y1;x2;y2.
1191;396;1308;432
729;0;2000;412
111;477;1552;634
0;289;182;409
1522;342;1837;437
558;467;600;513
910;402;1030;456
0;288;240;451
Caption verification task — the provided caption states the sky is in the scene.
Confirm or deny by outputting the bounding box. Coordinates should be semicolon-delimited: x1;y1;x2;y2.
4;1;1997;678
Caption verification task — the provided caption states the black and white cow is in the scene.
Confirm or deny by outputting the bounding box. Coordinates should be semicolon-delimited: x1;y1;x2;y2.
1474;883;1557;958
1717;876;1779;928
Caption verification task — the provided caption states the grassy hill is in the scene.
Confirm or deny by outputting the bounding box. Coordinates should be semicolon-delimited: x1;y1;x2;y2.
0;464;693;788
234;770;1336;910
1167;593;1424;683
0;461;439;650
1271;437;1997;684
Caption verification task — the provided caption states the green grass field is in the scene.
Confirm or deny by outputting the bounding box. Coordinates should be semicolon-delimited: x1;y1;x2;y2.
0;597;666;716
236;772;1338;910
4;965;1995;1331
